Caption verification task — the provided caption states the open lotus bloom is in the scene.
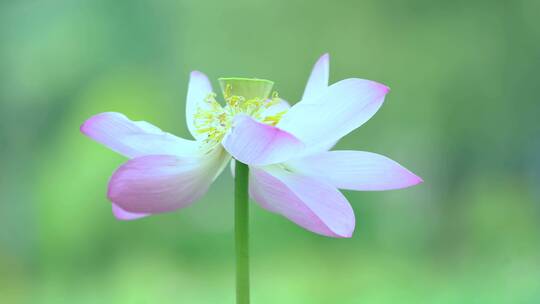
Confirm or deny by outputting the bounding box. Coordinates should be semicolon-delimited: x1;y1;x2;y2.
81;53;422;237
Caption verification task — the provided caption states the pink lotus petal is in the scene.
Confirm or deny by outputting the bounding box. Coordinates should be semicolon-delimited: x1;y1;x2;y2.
302;53;330;103
250;166;355;238
186;71;213;140
222;115;304;166
108;147;229;214
287;151;423;191
81;112;198;158
278;78;389;149
112;204;149;220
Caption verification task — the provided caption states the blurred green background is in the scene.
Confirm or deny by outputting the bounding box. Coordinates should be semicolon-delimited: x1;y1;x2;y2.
1;0;539;303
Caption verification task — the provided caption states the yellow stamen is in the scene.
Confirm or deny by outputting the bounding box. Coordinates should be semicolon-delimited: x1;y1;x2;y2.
193;84;287;146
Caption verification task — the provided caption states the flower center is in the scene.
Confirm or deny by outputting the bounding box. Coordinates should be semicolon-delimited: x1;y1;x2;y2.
193;78;287;146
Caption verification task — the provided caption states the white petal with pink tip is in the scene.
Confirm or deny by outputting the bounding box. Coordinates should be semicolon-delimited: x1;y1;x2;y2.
278;78;389;150
108;147;229;214
250;166;355;238
287;151;423;191
186;71;213;140
222;115;304;166
302;53;330;103
81;112;199;158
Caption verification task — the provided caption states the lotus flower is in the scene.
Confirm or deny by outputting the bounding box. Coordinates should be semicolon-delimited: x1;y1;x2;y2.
81;53;422;237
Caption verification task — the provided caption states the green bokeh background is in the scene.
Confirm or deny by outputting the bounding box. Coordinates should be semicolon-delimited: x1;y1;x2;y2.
1;1;539;303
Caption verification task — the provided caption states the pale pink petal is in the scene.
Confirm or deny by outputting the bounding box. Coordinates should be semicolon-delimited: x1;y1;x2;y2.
112;204;149;220
186;71;213;140
278;78;389;148
296;139;338;158
108;147;229;214
250;166;355;238
81;112;198;158
222;115;304;166
302;53;329;103
287;151;423;191
261;98;290;117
